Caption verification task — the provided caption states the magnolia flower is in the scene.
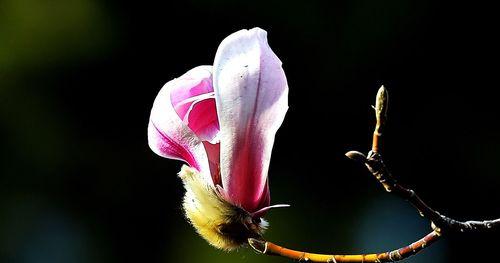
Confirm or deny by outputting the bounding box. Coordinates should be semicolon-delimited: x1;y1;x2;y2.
147;28;288;250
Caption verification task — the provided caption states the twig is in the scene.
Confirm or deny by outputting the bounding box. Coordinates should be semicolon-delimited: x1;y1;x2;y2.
345;86;500;234
248;86;499;262
249;231;440;263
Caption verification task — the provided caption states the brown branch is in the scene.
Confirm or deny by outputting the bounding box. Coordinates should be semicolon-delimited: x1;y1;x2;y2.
346;86;500;234
345;150;500;233
249;231;440;263
248;85;499;262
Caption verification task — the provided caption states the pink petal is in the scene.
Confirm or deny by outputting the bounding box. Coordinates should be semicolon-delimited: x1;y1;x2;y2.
185;97;220;143
213;28;289;212
170;66;220;143
148;121;201;169
148;66;215;183
202;141;221;186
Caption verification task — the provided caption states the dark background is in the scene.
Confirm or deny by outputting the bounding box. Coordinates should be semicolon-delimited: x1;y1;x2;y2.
1;0;499;262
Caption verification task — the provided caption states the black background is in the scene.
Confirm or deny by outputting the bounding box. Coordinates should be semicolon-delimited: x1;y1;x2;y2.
1;0;499;262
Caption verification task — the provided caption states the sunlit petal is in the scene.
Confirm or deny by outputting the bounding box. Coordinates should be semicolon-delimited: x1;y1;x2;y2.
213;28;288;212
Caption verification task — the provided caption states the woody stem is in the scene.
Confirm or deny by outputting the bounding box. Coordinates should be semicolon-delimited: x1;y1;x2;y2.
249;231;440;263
346;86;500;234
249;86;499;262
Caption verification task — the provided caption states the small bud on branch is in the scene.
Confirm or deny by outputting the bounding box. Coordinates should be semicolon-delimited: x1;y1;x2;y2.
373;85;388;153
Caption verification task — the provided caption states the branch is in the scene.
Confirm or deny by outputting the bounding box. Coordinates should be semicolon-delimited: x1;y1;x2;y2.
345;150;500;233
249;231;441;263
346;86;500;234
248;86;499;262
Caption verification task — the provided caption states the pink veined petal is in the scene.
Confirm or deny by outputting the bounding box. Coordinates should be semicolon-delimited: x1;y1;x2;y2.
252;180;270;215
148;66;215;184
170;66;220;144
148;121;200;169
185;97;220;143
213;28;289;212
203;141;221;186
171;66;213;118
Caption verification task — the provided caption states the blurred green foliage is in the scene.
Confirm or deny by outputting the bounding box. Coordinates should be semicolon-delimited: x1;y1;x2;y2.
0;0;113;71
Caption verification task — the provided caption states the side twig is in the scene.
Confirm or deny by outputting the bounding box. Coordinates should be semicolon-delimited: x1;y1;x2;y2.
345;86;500;234
248;85;499;262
